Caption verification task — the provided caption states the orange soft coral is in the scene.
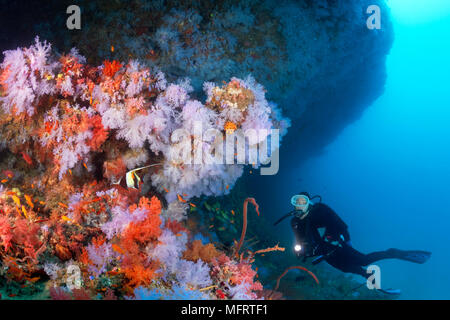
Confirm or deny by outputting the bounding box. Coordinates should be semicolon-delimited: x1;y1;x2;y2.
182;240;221;264
122;261;159;292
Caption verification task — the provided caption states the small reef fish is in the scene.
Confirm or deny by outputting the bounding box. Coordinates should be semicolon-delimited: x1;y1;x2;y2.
11;195;21;206
25;195;34;208
61;216;72;222
26;277;40;283
21;205;28;219
58;202;68;209
177;194;187;203
113;164;162;189
61;215;82;228
126;169;141;189
21;152;33;165
111;244;124;254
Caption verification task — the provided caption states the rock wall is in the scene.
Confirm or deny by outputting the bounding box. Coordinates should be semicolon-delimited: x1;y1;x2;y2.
0;0;393;162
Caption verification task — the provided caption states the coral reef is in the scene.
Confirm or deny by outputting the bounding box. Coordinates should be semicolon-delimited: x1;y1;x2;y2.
0;38;289;300
0;0;395;300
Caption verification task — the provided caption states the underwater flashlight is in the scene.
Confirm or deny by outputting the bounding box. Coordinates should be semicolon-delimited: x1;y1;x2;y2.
294;244;302;252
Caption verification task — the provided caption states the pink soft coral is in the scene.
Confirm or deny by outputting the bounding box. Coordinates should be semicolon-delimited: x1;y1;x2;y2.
211;254;263;299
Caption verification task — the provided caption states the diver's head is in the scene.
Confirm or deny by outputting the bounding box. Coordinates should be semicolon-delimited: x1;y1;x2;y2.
291;192;313;217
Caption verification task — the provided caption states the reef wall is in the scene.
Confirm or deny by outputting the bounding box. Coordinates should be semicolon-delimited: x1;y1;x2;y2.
0;0;394;300
0;0;393;161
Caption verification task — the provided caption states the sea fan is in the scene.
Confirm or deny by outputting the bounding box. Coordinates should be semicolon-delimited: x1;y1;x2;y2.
49;287;73;300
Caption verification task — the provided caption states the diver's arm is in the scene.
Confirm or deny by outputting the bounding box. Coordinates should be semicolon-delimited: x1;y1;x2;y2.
316;203;351;244
328;223;351;245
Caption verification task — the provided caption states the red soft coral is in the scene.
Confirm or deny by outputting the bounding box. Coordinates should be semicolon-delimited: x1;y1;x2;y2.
0;215;13;252
231;261;263;291
0;66;11;90
114;196;163;292
103;60;122;78
123;196;162;245
164;218;188;235
13;218;43;261
103;158;127;181
87;115;108;150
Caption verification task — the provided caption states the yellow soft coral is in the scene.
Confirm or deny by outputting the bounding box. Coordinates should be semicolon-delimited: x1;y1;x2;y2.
207;80;255;113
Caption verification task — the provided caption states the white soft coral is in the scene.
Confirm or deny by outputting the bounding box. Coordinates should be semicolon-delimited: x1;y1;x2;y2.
0;37;58;115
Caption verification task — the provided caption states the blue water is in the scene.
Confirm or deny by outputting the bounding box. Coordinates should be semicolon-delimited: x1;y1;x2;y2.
283;1;450;299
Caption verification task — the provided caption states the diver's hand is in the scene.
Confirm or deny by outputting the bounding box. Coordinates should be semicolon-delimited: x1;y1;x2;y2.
338;234;352;247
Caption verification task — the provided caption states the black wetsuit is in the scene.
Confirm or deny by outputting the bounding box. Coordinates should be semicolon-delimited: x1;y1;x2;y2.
290;203;420;279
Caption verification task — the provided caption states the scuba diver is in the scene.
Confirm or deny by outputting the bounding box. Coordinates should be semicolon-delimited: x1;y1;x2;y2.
274;192;431;294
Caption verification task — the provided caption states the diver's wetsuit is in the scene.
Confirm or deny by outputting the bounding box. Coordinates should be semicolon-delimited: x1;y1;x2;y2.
290;203;429;279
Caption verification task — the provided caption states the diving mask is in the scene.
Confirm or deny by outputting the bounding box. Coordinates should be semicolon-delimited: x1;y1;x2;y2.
291;194;312;213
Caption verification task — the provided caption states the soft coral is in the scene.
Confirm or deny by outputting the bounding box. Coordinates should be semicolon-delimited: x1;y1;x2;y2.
103;60;122;78
0;215;13;252
122;196;162;246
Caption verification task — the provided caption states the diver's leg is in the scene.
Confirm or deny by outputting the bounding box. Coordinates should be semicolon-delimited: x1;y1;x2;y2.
325;246;369;278
362;248;431;266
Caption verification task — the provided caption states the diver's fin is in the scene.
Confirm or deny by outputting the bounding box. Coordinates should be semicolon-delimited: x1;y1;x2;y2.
378;288;401;295
399;250;432;264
